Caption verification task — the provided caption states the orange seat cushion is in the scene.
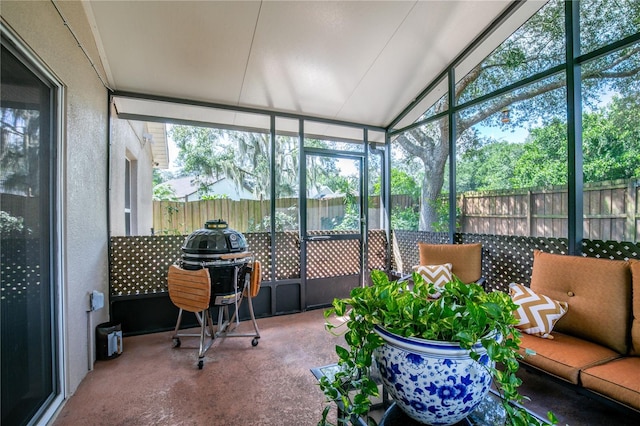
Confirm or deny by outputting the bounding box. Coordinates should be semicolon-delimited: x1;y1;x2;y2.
518;332;621;384
581;357;640;411
418;243;482;284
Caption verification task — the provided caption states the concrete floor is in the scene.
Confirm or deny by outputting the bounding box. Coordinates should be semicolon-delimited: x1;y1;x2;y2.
51;309;639;426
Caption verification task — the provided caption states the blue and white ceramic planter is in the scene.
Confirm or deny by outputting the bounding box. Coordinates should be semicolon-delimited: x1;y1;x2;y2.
373;326;495;426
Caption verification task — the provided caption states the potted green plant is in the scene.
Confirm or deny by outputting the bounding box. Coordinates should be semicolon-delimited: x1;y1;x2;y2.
318;269;558;426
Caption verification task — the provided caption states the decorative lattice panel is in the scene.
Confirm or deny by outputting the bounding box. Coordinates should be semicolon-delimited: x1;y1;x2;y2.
0;239;41;304
109;230;386;296
458;234;568;292
368;229;388;271
390;231;569;293
306;231;359;279
582;239;640;260
305;230;388;279
390;230;449;273
110;234;274;296
244;232;273;281
109;232;639;296
110;236;184;296
274;231;300;279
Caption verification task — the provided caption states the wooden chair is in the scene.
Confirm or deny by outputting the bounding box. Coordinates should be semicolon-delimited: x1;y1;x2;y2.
246;260;262;298
417;242;485;286
167;264;214;369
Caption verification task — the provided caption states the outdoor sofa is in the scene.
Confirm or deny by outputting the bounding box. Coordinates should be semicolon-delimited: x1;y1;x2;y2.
514;250;640;413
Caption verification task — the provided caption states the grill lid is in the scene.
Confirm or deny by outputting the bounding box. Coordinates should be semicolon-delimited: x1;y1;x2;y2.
182;219;247;255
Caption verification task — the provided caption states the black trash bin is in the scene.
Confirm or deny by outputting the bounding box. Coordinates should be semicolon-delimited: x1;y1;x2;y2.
96;321;123;360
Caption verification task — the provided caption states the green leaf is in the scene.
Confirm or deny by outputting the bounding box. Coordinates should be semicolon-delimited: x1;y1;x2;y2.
335;345;350;360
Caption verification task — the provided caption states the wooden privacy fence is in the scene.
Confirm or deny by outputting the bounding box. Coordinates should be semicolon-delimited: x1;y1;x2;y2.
153;196;385;234
152;178;640;243
153;198;272;235
460;178;639;241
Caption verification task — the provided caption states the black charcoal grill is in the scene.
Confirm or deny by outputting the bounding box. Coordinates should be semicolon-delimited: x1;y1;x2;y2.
170;219;261;368
180;220;249;303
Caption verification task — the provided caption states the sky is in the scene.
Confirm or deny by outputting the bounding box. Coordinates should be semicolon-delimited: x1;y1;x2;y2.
478;124;530;144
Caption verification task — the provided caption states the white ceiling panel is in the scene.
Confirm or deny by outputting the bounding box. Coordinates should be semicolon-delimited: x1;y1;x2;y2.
87;0;261;102
86;0;518;133
239;1;416;120
343;0;510;127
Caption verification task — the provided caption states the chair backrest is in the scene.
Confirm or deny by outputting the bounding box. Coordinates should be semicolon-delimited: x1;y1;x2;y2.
248;260;262;297
167;264;211;312
418;243;482;284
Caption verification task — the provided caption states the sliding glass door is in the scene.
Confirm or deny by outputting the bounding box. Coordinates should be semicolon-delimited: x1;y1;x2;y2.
1;36;60;426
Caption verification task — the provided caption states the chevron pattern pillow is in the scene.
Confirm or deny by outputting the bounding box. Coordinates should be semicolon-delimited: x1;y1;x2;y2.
509;283;568;339
413;263;453;298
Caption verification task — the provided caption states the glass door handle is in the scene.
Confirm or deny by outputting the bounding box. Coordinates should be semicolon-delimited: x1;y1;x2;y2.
307;235;331;241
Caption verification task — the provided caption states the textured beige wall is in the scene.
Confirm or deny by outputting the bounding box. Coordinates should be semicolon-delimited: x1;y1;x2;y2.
2;0;110;397
109;111;155;237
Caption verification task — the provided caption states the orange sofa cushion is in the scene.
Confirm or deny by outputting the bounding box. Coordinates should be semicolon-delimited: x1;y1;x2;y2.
581;357;640;411
530;251;631;354
418;243;482;284
630;260;640;355
518;332;621;384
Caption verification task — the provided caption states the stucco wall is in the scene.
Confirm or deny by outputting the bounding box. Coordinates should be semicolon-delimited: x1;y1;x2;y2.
2;0;110;397
109;113;155;237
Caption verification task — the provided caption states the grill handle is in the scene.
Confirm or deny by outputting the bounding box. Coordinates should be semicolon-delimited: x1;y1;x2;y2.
218;252;252;260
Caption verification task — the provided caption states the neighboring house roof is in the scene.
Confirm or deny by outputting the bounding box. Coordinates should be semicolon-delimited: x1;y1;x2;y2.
164;176;199;200
161;176;257;201
308;185;338;199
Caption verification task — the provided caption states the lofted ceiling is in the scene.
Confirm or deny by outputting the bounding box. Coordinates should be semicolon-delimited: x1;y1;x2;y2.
84;0;528;137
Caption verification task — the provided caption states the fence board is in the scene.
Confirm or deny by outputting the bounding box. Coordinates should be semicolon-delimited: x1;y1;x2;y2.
151;179;640;242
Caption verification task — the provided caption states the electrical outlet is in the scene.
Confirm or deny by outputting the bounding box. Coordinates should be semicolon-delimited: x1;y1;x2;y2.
90;290;104;311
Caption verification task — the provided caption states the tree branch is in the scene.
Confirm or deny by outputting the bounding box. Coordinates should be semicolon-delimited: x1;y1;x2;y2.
458;46;640;132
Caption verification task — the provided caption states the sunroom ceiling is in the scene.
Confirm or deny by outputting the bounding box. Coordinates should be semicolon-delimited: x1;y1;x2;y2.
85;0;517;137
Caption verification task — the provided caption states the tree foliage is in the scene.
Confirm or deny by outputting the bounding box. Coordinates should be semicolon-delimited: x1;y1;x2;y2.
511;120;568;188
152;182;178;201
170;126;273;199
0;108;40;195
457;141;524;192
169;126;366;229
394;0;640;231
456;93;640;191
385;169;421;198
